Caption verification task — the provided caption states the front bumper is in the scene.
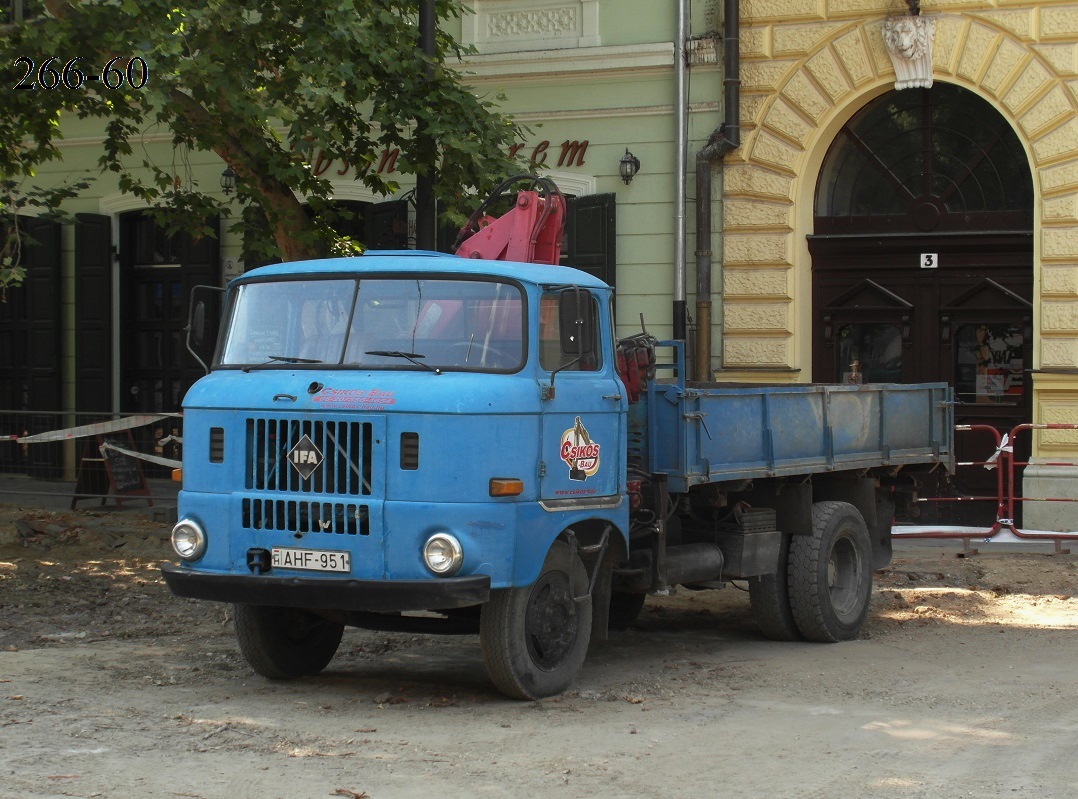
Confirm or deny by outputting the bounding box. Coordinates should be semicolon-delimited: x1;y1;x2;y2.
160;564;491;612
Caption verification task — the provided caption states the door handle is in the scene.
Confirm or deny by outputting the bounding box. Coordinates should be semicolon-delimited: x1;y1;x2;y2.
602;394;623;401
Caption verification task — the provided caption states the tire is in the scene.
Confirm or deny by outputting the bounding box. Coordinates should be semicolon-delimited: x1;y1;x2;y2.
748;532;803;641
787;501;873;643
234;604;344;680
608;591;646;632
480;540;592;700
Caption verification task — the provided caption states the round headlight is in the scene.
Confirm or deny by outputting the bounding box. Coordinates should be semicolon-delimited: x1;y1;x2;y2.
171;519;206;561
423;533;463;576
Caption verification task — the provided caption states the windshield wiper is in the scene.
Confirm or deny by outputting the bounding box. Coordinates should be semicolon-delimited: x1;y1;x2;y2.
241;354;323;373
269;354;322;364
365;350;441;375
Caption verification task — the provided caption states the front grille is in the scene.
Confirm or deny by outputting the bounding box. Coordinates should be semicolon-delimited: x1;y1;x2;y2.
245;418;373;495
242;498;369;535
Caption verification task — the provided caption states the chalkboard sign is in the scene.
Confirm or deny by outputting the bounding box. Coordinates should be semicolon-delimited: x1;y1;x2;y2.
100;433;143;492
71;430;152;508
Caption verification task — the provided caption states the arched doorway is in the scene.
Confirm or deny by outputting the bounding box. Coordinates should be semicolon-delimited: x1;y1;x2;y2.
809;84;1034;524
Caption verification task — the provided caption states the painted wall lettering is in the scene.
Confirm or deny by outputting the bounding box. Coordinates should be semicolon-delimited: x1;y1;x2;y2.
522;139;591;168
377;148;399;174
301;137;589;180
558;140;588;167
531;140;549;166
312;151;333;177
304;147;400;177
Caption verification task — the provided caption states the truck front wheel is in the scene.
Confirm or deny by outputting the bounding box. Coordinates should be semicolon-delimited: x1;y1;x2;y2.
787;501;873;642
480;540;592;700
234;604;344;680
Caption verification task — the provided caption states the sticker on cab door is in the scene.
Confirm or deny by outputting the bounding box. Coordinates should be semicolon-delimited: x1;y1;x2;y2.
559;417;601;482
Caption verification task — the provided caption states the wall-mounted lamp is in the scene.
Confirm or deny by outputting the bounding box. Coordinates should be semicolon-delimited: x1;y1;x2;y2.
619;149;641;184
220;166;237;195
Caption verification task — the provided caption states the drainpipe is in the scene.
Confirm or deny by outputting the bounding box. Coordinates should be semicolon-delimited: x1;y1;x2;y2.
673;0;689;344
694;0;740;380
415;0;437;250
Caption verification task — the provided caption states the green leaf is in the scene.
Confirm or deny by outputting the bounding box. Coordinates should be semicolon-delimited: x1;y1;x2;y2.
0;0;522;261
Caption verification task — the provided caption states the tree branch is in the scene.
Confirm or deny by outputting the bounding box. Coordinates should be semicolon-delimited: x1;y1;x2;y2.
167;87;320;260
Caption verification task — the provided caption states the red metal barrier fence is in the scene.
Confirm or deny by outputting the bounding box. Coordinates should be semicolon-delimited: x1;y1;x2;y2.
895;422;1078;554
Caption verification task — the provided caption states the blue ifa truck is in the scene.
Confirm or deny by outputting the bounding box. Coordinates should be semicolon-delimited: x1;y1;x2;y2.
162;250;954;700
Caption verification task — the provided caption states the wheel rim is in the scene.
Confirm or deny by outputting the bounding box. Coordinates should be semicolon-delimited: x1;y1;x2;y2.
524;572;579;670
826;532;863;618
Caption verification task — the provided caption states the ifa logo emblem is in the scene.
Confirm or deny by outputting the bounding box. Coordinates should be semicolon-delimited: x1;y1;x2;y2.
287;434;324;480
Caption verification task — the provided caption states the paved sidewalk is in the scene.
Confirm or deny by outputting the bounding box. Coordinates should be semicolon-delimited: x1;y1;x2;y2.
0;473;179;521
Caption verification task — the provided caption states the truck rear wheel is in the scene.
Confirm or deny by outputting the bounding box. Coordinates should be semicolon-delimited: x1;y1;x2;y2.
748;532;802;641
787;501;873;642
234;604;344;680
480;540;592;700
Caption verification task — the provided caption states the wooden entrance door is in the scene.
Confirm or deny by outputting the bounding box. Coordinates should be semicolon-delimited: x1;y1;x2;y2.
811;85;1033;525
120;213;220;415
0;218;62;477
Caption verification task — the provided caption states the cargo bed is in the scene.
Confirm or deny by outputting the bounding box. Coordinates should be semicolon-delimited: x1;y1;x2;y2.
642;346;954;492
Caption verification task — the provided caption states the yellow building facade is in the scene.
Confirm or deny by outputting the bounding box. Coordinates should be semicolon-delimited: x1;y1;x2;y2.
721;0;1078;529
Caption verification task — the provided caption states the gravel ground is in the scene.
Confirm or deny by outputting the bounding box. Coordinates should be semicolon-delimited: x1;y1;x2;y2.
2;504;1077;799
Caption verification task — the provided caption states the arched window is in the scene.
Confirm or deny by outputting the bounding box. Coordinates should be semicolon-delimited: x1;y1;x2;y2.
815;84;1032;234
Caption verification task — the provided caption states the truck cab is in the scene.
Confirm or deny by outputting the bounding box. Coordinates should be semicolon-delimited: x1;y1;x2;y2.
163;251;629;698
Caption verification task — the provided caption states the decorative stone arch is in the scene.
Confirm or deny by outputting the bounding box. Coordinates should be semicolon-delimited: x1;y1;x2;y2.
722;14;1078;403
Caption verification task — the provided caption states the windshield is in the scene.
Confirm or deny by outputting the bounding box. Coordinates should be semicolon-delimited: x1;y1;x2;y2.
218;277;525;371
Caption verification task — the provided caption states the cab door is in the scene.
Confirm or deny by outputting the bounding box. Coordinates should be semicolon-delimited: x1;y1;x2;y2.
537;289;625;503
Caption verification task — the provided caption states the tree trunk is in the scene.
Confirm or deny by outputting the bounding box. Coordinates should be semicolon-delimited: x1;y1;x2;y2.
172;89;323;263
260;181;324;262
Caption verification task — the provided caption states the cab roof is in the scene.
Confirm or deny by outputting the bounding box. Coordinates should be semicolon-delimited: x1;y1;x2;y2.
236;250;611;290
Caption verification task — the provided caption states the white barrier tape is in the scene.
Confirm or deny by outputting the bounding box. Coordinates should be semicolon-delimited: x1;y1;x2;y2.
158;435;183;446
14;414;179;445
984;432;1012;471
99;442;182;470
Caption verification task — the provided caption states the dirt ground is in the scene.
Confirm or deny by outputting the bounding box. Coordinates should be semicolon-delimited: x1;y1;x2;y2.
1;504;1077;799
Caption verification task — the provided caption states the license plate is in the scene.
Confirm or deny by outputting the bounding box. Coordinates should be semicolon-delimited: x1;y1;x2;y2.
271;547;351;573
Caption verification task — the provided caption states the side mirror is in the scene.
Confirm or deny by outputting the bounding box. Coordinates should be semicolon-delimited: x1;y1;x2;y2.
558;288;594;356
190;301;207;347
186;284;225;374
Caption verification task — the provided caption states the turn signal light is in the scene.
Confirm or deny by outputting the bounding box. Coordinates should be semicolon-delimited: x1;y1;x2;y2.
171;468;183;482
489;478;524;497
